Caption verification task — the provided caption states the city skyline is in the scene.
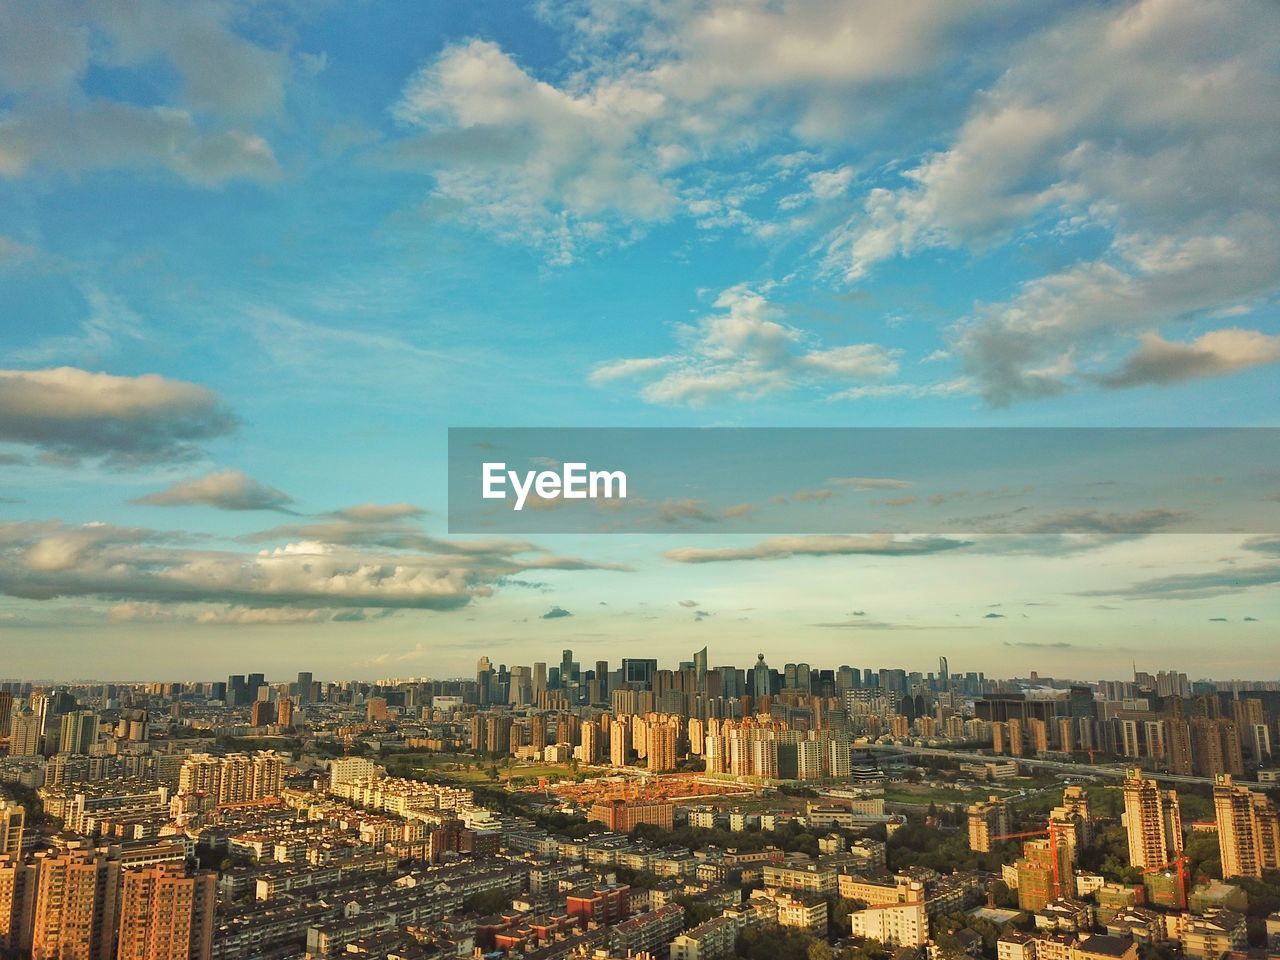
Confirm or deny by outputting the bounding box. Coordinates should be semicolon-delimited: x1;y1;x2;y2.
1;0;1278;678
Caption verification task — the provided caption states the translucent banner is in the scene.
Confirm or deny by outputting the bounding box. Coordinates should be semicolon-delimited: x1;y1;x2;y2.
447;428;1280;534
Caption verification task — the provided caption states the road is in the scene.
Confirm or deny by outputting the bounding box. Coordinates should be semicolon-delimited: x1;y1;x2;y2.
865;743;1252;791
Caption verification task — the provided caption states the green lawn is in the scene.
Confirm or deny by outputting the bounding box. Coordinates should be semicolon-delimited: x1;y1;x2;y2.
383;752;603;784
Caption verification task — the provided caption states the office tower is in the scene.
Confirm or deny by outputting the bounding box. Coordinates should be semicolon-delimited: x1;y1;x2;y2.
1122;770;1183;869
596;660;609;699
967;796;1012;852
693;647;708;694
622;658;657;689
250;700;275;727
296;672;313;705
533;663;547;700
0;803;23;856
9;708;41;757
227;675;246;707
753;654;771;699
246;673;265;699
509;666;532;706
0;691;11;737
476;657;492;706
560;649;576;685
939;656;949;685
1214;775;1280;879
116;864;216;960
31;850;122;960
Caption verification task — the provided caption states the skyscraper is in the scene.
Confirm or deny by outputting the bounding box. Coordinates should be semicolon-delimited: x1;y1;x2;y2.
1122;770;1183;869
967;796;1011;852
753;654;770;699
9;709;40;758
296;672;313;705
693;647;708;695
116;864;216;960
31;850;121;960
595;660;609;699
58;710;98;755
476;657;492;706
1213;774;1280;879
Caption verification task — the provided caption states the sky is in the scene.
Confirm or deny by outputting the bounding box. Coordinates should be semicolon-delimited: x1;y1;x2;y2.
0;0;1278;682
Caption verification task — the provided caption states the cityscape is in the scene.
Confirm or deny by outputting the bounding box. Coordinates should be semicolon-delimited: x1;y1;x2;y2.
3;650;1280;960
1;1;1279;960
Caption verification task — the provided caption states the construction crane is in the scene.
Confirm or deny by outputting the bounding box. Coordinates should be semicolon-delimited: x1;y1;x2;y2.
991;821;1073;900
1140;854;1189;906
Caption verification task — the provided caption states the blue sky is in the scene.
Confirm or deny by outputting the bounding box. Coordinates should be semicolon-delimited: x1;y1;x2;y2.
0;0;1278;680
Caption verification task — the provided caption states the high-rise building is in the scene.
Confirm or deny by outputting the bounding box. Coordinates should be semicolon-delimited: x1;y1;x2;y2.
476;656;493;706
250;700;275;727
1122;770;1183;869
276;699;294;728
1192;718;1245;778
484;714;513;754
177;753;283;806
610;715;630;767
116;864;216;960
646;718;678;773
595;660;609;699
0;803;23;856
1213;774;1280;879
580;720;601;764
9;709;41;757
967;796;1012;852
693;647;708;695
752;654;770;700
296;672;313;705
57;706;98;757
0;853;38;955
31;850;122;960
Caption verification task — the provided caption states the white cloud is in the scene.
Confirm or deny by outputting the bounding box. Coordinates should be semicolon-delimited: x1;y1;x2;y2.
133;469;295;512
388;2;1018;260
392;39;676;264
0;367;236;465
1095;328;1280;388
823;0;1280;404
591;284;898;405
0;518;622;612
665;534;970;564
0;0;288;185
